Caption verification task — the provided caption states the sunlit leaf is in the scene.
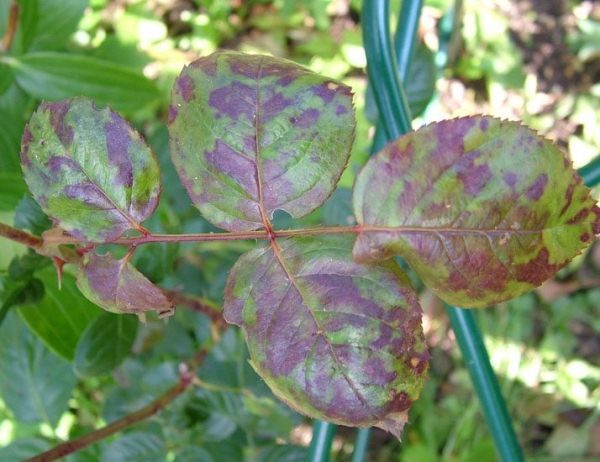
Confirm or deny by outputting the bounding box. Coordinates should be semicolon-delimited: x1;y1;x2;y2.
354;116;600;307
224;235;428;436
10;52;159;113
77;251;174;316
169;51;355;231
21;98;161;242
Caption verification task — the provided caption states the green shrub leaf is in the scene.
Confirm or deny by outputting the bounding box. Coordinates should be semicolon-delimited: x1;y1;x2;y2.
21;98;161;242
10;52;159;112
224;234;428;436
74;311;138;377
0;312;76;425
354;116;600;307
18;266;99;360
169;51;355;231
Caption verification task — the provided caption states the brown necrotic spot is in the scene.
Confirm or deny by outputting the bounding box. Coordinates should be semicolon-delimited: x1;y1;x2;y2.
525;173;548;201
177;74;195;102
515;248;559;285
208;82;255;121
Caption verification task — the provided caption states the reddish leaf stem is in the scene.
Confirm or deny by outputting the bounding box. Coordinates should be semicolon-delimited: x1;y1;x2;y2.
0;223;43;249
1;2;19;52
26;350;211;462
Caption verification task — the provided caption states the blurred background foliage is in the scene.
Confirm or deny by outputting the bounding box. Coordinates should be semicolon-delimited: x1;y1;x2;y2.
0;0;599;461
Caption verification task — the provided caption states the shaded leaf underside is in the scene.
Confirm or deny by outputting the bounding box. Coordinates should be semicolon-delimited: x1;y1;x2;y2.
21;98;161;242
354;116;600;307
224;235;428;435
169;51;355;232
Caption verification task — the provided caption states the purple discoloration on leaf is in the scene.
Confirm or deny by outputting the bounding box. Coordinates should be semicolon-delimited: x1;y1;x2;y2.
177;74;195;102
456;152;492;195
169;51;355;232
262;92;293;122
525;173;548;201
354;116;599;307
77;251;174;317
208;81;255;121
503;172;517;188
292;108;320;128
21;98;161;242
168;105;178;124
224;235;428;435
45;101;74;146
105;113;133;187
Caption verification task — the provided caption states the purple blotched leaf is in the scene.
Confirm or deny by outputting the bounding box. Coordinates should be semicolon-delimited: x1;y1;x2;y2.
224;235;428;436
21;98;160;242
168;51;355;232
354;116;600;307
77;251;174;317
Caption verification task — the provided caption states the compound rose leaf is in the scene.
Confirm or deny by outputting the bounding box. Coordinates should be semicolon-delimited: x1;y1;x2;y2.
354;116;600;307
21;98;160;242
224;235;428;437
77;251;174;317
169;51;355;232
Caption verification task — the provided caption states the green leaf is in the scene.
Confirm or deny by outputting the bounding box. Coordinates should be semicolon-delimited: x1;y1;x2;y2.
14;195;51;234
173;446;216;462
169;51;355;232
257;445;308;462
9;53;159;113
224;234;428;437
21;98;161;242
0;173;26;211
27;0;88;52
353;116;600;307
74;311;138;377
0;64;14;96
0;437;51;462
14;0;38;53
18;266;99;360
77;251;174;316
0;312;76;425
0;84;30;172
101;432;166;462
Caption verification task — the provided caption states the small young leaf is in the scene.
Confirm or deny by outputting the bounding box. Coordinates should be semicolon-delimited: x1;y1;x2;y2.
77;251;174;317
21;98;161;242
224;235;428;436
353;116;600;307
169;51;355;231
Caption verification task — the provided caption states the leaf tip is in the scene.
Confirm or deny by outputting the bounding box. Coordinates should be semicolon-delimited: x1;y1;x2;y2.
374;410;409;439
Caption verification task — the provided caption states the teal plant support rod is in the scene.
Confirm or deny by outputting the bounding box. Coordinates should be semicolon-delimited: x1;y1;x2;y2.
579;155;600;187
351;428;371;462
371;0;423;153
362;0;524;461
308;421;336;462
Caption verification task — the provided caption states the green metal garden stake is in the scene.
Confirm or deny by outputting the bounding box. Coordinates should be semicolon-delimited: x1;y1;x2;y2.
362;0;524;461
